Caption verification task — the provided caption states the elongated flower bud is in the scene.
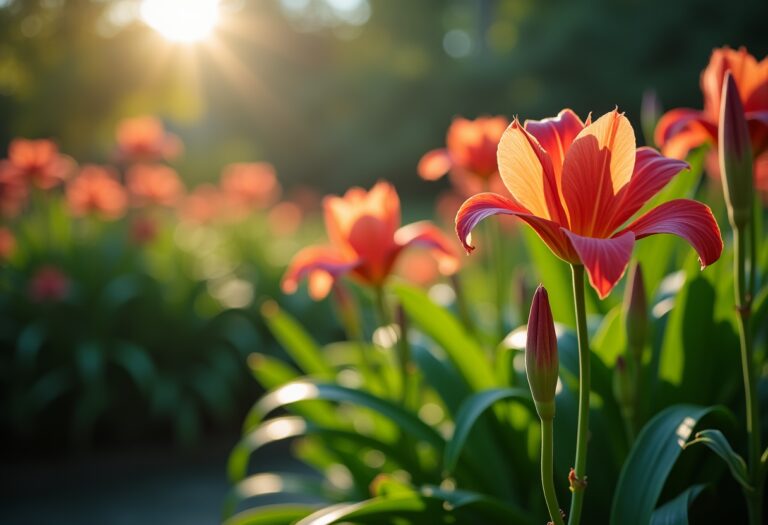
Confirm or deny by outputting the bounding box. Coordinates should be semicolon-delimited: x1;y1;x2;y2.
526;285;559;420
612;356;634;411
718;71;753;229
623;262;647;360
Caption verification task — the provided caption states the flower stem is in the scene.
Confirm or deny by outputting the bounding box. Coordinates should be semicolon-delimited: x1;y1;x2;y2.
734;225;762;525
568;264;590;525
541;417;565;525
374;286;410;404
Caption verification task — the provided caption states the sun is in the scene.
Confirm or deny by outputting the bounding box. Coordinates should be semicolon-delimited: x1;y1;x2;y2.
140;0;221;43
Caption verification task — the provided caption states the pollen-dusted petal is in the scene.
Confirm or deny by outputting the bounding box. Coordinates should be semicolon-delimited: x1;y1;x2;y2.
417;148;453;180
563;229;636;299
619;199;723;269
395;221;460;275
561;110;636;236
455;192;576;262
281;245;360;300
497;120;557;220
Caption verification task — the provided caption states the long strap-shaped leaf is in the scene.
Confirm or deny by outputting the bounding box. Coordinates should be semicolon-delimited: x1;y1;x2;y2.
393;284;497;391
223;472;345;519
610;404;719;525
223;504;318;525
649;484;706;525
244;380;445;449
228;416;426;483
443;387;531;474
684;429;751;489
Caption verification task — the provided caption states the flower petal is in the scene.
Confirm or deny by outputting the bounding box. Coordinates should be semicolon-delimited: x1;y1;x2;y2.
497;120;565;223
562;230;636;299
620;199;723;268
654;108;717;160
524;109;586;180
455;192;576;262
417;148;453;181
282;246;360;300
605;147;689;232
395;221;460;275
561;109;636;236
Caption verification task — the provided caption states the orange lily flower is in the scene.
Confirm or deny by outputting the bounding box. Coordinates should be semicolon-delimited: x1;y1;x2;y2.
66;165;127;220
282;181;459;300
0;170;28;218
1;139;74;189
179;184;224;224
0;227;15;260
456;109;723;298
126;164;184;207
221;162;281;213
419;116;508;196
655;47;768;187
116;116;182;163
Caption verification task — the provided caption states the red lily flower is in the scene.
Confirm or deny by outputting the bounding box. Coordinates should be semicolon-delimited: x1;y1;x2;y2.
0;169;28;218
221;162;281;213
66;165;128;220
1;139;74;189
419;116;509;196
29;265;70;303
456;109;723;298
179;184;224;225
116;116;182;163
655;47;768;188
282;181;459;300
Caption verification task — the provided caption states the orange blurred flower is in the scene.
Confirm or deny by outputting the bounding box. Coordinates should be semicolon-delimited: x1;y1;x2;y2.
66;165;127;220
656;46;768;186
457;109;723;298
221;162;281;213
1;139;74;189
179;184;224;224
29;265;70;303
267;201;303;236
418;116;509;196
282;181;459;300
0;169;28;218
116;116;182;163
0;227;16;260
127;164;184;207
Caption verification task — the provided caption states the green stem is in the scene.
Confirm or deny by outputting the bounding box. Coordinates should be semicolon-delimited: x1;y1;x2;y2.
373;286;410;404
568;264;591;525
734;226;762;525
541;418;565;525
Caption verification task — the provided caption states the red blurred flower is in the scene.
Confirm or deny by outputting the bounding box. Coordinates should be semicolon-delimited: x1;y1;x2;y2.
127;164;184;207
115;116;182;163
282;181;459;300
221;162;281;213
179;184;224;224
456;109;723;298
1;139;74;189
655;46;768;186
0;169;28;218
66;165;127;220
29;265;70;303
0;227;16;260
418;116;509;196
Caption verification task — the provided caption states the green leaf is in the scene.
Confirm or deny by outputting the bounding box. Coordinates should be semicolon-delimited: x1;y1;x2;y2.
393;283;497;391
223;504;317;525
649;484;706;525
443;387;530;474
112;342;156;394
244;380;445;448
223;472;342;518
261;301;335;380
610;404;718;525
684;429;751;489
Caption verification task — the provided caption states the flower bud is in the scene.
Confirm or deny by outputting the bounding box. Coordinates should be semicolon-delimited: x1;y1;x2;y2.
718;71;753;229
612;356;634;412
623;262;647;360
526;285;559;420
